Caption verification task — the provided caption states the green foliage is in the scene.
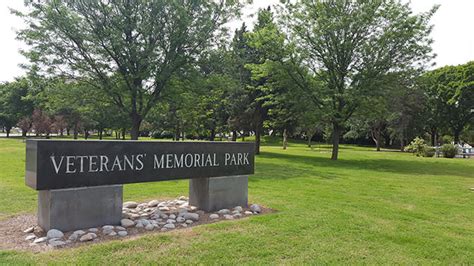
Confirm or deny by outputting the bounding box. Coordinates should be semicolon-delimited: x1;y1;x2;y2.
404;137;426;156
282;0;437;159
441;144;457;158
423;146;436;157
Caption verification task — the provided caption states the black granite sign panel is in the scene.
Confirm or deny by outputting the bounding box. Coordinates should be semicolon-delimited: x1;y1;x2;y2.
26;140;255;190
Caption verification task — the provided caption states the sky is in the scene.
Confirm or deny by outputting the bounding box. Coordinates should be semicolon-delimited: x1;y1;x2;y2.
0;0;473;83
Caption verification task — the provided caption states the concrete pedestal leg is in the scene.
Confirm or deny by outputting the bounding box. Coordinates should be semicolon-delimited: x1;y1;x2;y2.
38;185;123;231
189;175;248;212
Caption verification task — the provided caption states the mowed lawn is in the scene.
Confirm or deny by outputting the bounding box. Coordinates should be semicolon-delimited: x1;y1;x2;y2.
0;137;473;264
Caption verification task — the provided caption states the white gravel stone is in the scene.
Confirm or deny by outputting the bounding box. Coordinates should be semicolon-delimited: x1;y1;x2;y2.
185;220;193;224
115;226;126;231
166;219;176;224
176;217;185;223
88;228;99;233
217;209;230;215
233;213;242;218
148;200;160;207
47;229;64;239
79;233;97;242
183;212;199;221
25;234;36;241
23;227;35;234
108;231;117;236
169;214;176;219
103;228;114;235
33;237;48;244
244;211;253;215
164;223;175;229
250;204;261;213
159;206;170;211
118;231;128;237
209;214;219;219
224;214;234;220
232;210;240;215
233;206;243;212
135;222;144;228
123;201;138;208
121;218;135;228
74;230;86;236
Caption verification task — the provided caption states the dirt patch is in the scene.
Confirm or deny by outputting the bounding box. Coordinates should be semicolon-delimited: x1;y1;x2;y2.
0;205;273;253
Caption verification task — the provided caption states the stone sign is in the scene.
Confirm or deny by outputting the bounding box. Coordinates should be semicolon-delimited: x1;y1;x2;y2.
25;140;255;231
26;140;254;190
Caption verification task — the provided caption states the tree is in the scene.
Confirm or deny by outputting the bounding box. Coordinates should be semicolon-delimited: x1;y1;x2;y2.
283;1;437;160
422;61;474;143
16;0;243;140
0;78;34;137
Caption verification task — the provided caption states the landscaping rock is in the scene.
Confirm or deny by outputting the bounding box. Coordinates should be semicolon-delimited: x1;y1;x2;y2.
176;217;185;223
183;212;199;221
88;228;99;233
250;204;261;213
164;223;175;229
244;211;253;215
33;237;48;244
46;229;64;239
79;233;97;242
148;200;160;207
218;209;230;215
23;227;35;234
185;220;193;224
209;214;219;219
73;230;86;236
49;240;66;247
224;214;234;220
121;218;135;228
234;206;243;212
118;231;128;237
169;214;176;219
145;224;155;231
102;225;114;231
108;231;117;236
123;201;138;208
25;234;36;241
115;226;126;231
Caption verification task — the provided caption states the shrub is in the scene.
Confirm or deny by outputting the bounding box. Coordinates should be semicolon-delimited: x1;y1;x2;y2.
441;144;457;158
404;137;426;156
422;145;436;157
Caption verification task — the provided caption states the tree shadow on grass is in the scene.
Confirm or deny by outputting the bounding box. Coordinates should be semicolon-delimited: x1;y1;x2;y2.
253;151;473;180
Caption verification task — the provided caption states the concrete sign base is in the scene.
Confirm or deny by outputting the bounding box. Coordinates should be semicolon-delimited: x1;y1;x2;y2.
38;185;123;231
189;175;248;212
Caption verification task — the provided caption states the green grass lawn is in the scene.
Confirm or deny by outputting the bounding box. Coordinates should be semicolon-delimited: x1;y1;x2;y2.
0;137;473;264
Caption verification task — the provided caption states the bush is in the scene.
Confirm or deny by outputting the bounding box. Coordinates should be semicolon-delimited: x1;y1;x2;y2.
404;137;426;156
422;146;436;157
441;144;457;158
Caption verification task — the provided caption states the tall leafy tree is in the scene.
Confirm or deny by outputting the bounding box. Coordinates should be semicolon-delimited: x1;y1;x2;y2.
283;0;437;160
16;0;243;139
422;61;474;143
0;78;34;137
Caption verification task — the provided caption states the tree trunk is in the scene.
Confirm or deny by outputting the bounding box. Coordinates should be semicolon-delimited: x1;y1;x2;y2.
99;130;103;140
209;128;216;141
66;128;70;136
22;130;27;137
122;128;126;140
242;131;245;141
6;128;10;138
283;128;288;150
331;123;340;160
453;129;461;144
430;128;437;146
308;132;314;148
84;130;89;140
371;128;381;152
73;127;78;140
130;115;142;140
231;130;237;141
